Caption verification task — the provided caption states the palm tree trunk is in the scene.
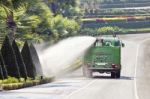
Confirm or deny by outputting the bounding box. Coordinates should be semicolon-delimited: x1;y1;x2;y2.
6;11;16;42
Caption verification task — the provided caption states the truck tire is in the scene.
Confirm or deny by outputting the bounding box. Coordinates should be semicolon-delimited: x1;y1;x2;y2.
116;71;121;78
111;72;115;78
82;65;92;78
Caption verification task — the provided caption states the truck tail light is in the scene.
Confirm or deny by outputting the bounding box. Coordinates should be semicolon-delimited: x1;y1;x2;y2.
112;64;117;68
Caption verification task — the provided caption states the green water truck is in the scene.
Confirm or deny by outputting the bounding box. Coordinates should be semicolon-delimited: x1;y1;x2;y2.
83;36;124;78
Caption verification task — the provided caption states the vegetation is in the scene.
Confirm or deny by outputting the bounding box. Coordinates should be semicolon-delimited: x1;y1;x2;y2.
21;41;36;79
0;51;7;79
0;0;150;88
84;9;150;17
80;27;150;36
1;36;20;79
12;40;28;79
81;0;150;3
0;0;82;44
0;35;44;81
83;19;150;29
29;43;43;76
80;26;126;36
82;16;149;22
0;76;53;90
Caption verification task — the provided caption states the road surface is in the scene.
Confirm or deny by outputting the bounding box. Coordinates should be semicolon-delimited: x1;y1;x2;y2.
1;33;150;99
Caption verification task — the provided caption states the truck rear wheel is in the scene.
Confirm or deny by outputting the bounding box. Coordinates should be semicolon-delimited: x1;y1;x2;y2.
116;71;121;78
82;65;92;78
111;71;120;78
111;72;115;78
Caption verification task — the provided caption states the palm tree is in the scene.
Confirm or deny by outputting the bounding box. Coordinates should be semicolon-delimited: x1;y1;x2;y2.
0;0;36;41
45;0;79;16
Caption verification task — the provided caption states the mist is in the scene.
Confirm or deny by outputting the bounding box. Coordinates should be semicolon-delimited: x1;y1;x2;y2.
37;36;96;77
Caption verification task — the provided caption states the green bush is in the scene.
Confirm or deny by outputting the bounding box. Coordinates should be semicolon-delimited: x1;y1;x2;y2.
1;36;20;78
12;40;28;79
84;9;150;17
51;15;80;41
80;26;127;36
83;20;150;29
98;26;126;34
21;41;36;79
2;77;53;90
2;77;19;84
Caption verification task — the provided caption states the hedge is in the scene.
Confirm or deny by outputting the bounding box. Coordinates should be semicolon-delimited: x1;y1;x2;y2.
0;51;7;79
1;36;20;79
2;77;54;90
82;20;150;29
12;40;28;79
21;41;36;79
84;9;150;17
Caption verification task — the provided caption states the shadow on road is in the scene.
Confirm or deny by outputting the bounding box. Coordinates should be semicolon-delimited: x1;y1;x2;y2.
93;76;133;80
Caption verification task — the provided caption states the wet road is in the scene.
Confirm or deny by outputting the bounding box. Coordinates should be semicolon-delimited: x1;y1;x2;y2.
1;33;150;99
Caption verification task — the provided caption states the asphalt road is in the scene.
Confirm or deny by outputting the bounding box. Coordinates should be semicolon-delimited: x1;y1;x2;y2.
1;33;150;99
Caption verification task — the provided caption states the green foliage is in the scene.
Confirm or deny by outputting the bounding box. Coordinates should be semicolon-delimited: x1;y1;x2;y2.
47;0;82;18
23;1;53;35
0;0;82;43
98;26;126;34
30;43;43;76
0;51;7;79
80;26;126;36
16;33;44;44
85;8;150;17
50;15;80;40
0;53;4;79
12;40;28;79
1;36;21;78
81;0;150;4
83;20;150;29
2;76;19;84
2;77;53;90
21;41;36;79
80;28;98;36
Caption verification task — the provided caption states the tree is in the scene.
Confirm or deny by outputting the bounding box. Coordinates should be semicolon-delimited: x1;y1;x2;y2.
0;0;38;42
1;36;20;78
0;52;6;79
12;40;28;79
21;41;36;79
45;0;82;18
30;43;43;76
0;51;8;79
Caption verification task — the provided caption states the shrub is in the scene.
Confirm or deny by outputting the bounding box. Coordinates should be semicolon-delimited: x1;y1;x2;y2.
2;76;19;84
98;26;126;35
80;27;127;36
21;41;36;79
0;51;7;79
12;40;28;79
30;43;43;76
1;36;20;78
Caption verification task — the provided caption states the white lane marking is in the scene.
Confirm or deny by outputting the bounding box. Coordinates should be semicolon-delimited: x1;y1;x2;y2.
134;38;150;99
135;44;140;99
63;79;96;99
